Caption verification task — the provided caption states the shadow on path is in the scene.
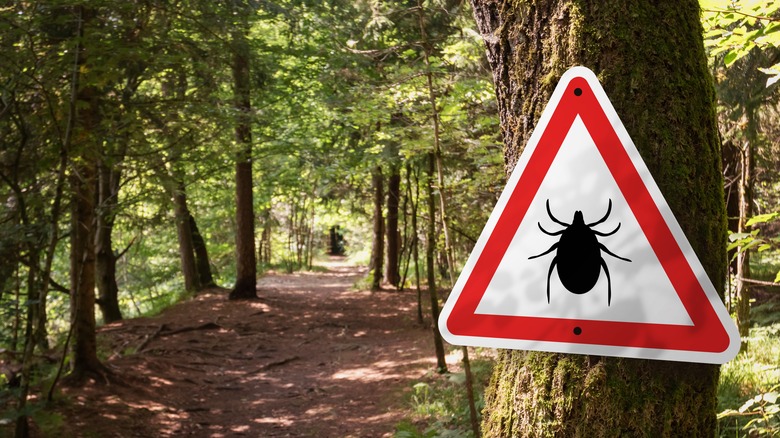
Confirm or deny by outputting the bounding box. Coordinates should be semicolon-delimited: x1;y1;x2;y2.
54;259;436;438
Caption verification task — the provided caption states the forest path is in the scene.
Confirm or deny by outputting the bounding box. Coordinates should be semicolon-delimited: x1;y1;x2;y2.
55;259;438;437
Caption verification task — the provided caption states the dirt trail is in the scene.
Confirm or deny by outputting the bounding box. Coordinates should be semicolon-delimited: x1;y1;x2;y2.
53;259;438;437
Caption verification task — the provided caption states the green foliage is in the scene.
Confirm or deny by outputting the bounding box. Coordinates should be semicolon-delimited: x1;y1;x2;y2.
701;0;780;85
719;305;780;437
1;0;501;430
720;385;780;436
729;212;780;282
395;353;493;438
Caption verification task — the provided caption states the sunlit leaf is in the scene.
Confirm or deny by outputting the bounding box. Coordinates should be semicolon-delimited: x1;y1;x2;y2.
745;212;780;226
724;50;739;66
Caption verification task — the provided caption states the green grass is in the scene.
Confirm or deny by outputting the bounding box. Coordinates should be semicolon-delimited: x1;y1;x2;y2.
717;298;780;438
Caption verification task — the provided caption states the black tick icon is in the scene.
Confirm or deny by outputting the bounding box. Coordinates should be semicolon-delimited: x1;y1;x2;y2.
528;199;631;306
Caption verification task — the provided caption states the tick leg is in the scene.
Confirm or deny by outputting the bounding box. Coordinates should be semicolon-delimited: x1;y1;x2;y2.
593;222;621;237
588;199;613;227
599;243;631;262
600;258;612;306
529;242;558;260
546;199;570;227
547;257;558;304
538;223;564;236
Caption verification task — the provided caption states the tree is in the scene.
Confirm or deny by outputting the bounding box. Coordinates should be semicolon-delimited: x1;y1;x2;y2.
68;5;108;381
471;0;727;435
426;153;448;373
370;165;385;291
702;2;780;339
385;154;401;288
172;180;201;293
229;4;258;300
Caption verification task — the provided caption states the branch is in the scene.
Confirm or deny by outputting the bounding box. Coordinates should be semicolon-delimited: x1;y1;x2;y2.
116;236;137;259
15;257;70;295
702;8;780;23
737;277;780;288
448;223;478;244
48;278;70;294
344;42;414;59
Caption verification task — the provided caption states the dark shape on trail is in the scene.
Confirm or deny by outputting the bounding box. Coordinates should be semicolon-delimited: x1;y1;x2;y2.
329;225;346;256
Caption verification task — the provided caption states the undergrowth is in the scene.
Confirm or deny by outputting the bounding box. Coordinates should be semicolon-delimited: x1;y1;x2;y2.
396;297;779;437
717;298;780;438
394;350;493;437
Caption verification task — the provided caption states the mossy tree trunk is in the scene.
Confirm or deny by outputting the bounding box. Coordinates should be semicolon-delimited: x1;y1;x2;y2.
471;1;727;436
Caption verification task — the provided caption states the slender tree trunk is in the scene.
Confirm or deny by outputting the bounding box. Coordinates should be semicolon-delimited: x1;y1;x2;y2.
399;163;413;292
95;65;141;322
735;109;756;341
16;14;78;431
190;214;216;288
426;153;447;373
15;244;38;438
722;139;741;313
421;40;456;288
0;202;17;302
410;163;424;324
95;161;123;323
385;164;401;288
306;198;315;269
418;7;477;430
370;165;385;291
259;209;272;264
172;180;199;293
229;21;257;300
472;1;726;435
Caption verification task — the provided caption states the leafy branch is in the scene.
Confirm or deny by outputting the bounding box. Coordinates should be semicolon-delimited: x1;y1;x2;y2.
728;212;780;283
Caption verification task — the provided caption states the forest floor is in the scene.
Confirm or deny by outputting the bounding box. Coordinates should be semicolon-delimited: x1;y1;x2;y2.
44;258;443;437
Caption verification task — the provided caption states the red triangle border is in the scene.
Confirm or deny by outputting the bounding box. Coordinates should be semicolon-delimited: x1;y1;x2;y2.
444;75;732;355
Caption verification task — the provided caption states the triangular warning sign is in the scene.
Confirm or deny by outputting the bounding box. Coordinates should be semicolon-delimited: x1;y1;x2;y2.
439;66;740;364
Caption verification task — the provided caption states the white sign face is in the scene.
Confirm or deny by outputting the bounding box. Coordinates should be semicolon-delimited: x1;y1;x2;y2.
438;66;740;364
475;116;691;326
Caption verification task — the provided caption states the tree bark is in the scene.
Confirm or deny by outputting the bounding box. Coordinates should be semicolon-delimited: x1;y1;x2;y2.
95;161;123;323
172;180;200;293
426;153;447;373
68;5;106;380
722;138;740;313
370;165;385;291
734;107;755;341
385;164;401;288
70;156;104;378
405;162;424;323
229;20;257;300
259;209;272;264
190;214;216;288
471;1;726;436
